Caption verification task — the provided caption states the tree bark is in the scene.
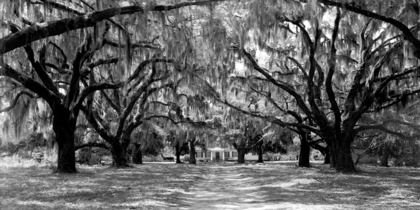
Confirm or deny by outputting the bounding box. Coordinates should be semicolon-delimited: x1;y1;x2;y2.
53;111;77;173
299;136;311;167
189;140;196;164
111;141;130;167
175;141;182;164
323;147;330;164
55;126;77;173
237;149;246;164
330;137;356;172
132;143;142;164
380;143;390;167
257;145;264;163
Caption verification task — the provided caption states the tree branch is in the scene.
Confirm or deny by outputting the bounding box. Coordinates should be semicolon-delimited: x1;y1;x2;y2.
100;90;121;115
0;91;37;113
88;57;119;69
7;23;60;97
318;0;420;54
73;82;124;111
326;7;341;137
143;115;208;127
74;143;109;151
80;106;113;142
240;48;312;117
0;64;58;105
208;89;321;135
0;0;226;55
103;39;161;50
355;124;420;140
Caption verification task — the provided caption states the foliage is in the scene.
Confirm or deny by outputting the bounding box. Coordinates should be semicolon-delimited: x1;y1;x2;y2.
2;0;420;172
131;125;165;157
224;119;292;156
166;130;190;156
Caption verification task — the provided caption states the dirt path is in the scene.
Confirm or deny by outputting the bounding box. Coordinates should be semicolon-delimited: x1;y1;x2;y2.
181;164;266;209
180;163;316;210
2;160;420;210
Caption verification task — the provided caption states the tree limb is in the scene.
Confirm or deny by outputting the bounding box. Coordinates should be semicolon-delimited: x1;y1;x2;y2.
7;23;60;97
0;91;37;113
355;123;420;139
88;57;119;69
73;82;124;111
74;143;109;151
100;90;121;115
325;7;341;137
241;48;312;117
0;0;226;55
103;39;161;50
317;0;420;54
0;64;59;105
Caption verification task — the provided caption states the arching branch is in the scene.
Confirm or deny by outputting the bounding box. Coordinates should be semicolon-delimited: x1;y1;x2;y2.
103;39;161;50
88;57;120;69
80;106;113;142
326;7;341;137
100;90;121;115
0;91;37;113
240;48;312;117
7;23;60;97
74;143;109;151
0;0;226;55
73;82;124;111
355;123;420;140
317;0;420;54
0;64;58;105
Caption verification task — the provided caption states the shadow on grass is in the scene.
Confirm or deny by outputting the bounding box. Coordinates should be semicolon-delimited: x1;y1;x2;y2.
1;160;420;209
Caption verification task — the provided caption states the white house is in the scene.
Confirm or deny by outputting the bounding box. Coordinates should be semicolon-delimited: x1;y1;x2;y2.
196;147;238;162
195;146;274;162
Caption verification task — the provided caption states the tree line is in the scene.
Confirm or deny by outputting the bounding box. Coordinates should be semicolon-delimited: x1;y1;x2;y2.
1;0;420;173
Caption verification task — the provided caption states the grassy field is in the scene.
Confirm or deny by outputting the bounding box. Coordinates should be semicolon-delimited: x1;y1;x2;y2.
1;158;420;210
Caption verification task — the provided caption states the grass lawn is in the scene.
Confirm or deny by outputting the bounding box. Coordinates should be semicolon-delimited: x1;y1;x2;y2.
1;158;420;210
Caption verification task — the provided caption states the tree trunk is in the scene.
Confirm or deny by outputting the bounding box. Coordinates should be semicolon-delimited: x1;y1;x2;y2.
257;145;264;163
189;140;196;164
323;147;330;164
132;143;142;164
237;149;246;164
53;112;77;173
299;136;311;167
175;141;182;164
111;141;129;167
55;127;77;173
330;138;356;172
380;143;390;167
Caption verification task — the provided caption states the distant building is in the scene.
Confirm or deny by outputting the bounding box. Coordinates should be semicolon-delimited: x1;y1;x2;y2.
195;140;271;162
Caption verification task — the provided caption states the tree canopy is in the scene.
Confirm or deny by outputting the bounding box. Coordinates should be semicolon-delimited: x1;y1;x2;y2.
1;0;420;172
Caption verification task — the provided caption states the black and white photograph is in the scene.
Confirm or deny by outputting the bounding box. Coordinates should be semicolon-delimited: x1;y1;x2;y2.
1;0;420;209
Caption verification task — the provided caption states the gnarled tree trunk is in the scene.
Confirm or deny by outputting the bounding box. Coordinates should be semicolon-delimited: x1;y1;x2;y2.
257;145;263;163
111;141;129;167
53;110;77;173
111;137;131;167
55;126;77;173
189;140;196;164
329;135;355;172
323;146;330;164
237;149;246;164
299;136;311;167
175;141;182;164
